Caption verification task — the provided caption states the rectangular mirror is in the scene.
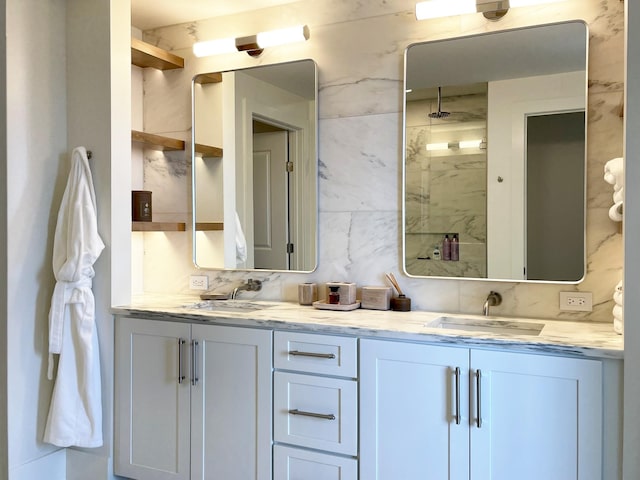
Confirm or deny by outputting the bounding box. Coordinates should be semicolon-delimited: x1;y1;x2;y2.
192;59;318;272
403;21;588;282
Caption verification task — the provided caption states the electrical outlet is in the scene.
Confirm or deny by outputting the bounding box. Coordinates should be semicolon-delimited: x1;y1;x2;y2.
559;292;593;312
189;275;209;291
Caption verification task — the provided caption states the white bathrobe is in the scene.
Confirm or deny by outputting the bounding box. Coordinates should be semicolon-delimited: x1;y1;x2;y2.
44;146;105;448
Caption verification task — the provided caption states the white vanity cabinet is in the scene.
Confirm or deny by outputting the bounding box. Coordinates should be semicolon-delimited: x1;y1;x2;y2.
272;331;358;480
360;339;603;480
114;317;272;480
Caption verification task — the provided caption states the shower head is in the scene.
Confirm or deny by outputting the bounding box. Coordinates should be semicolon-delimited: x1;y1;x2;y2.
428;86;450;119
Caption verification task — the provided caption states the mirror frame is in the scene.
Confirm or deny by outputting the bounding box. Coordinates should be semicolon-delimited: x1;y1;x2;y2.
401;21;589;283
191;59;319;273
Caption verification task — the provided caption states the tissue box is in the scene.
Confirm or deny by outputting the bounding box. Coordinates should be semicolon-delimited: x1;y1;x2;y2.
326;282;357;305
361;286;392;310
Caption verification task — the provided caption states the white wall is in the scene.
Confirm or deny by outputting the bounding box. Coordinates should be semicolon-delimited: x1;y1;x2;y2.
0;0;8;475
487;71;585;279
4;0;67;477
623;1;640;477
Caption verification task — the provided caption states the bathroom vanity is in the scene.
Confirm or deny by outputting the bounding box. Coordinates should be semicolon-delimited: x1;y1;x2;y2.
112;297;622;480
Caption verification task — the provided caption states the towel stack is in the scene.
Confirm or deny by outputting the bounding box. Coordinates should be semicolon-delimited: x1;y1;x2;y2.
613;280;623;335
604;157;624;222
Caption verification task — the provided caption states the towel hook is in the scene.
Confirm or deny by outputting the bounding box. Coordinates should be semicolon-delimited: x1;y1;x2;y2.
87;150;93;160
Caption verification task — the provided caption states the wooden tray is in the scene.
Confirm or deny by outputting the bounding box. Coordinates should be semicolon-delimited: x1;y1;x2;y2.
312;300;361;311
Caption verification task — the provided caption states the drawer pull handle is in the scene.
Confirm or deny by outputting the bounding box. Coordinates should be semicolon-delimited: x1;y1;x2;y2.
475;369;482;428
288;350;336;359
454;366;461;425
288;409;336;421
178;338;186;384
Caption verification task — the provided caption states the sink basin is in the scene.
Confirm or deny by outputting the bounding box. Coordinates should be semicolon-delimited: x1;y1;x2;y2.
182;300;268;313
426;316;544;336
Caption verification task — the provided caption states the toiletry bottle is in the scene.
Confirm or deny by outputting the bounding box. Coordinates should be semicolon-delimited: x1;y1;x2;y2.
432;245;441;260
451;234;459;261
442;234;451;261
328;286;340;304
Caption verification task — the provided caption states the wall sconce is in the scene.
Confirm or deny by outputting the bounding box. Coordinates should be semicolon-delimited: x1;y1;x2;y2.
415;0;567;21
193;25;310;58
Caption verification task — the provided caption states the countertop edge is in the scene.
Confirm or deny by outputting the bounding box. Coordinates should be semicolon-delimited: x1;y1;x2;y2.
111;299;624;361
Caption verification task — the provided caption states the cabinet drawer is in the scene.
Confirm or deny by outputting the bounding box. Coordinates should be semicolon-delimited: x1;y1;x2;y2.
274;331;357;378
274;372;357;455
274;445;357;480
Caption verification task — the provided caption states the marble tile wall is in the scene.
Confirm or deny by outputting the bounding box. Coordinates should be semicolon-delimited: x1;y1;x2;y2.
137;0;624;322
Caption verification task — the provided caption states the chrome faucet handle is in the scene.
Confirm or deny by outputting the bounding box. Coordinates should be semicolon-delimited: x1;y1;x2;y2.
487;291;502;306
483;291;502;315
247;279;262;291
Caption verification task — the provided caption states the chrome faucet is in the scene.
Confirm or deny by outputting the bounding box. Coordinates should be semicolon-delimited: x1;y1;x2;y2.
231;279;262;299
483;291;502;316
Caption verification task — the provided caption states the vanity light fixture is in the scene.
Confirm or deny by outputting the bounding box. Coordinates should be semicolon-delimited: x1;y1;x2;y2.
415;0;567;21
193;25;310;57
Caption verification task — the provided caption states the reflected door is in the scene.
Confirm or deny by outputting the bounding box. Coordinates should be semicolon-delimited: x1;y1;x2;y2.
253;131;290;269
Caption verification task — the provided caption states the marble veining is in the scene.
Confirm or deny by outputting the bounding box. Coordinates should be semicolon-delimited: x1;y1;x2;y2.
114;294;624;360
134;0;624;324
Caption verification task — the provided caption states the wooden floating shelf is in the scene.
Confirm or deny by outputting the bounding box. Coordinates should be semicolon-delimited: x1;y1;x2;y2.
196;222;224;231
132;131;223;157
131;37;184;70
194;72;223;84
132;130;184;151
195;143;223;158
132;221;186;232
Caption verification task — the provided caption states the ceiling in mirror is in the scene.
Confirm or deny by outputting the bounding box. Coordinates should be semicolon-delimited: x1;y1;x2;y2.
192;59;318;273
131;0;303;30
403;21;588;283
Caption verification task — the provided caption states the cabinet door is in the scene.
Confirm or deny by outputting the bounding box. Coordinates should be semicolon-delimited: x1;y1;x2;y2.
470;350;603;480
190;325;272;480
360;339;470;480
115;318;191;480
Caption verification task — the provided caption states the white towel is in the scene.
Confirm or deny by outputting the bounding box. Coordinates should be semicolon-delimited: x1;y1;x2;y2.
613;280;623;335
44;146;104;448
604;157;624;187
613;280;623;305
235;212;247;264
604;157;624;222
609;201;623;222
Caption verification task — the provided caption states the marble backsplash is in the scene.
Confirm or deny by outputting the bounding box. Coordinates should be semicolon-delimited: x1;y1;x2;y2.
135;0;624;322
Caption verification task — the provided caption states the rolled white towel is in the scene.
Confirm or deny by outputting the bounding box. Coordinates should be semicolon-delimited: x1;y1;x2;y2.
613;186;624;203
614;290;623;306
614;317;623;335
614;280;623;304
604;157;624;186
613;302;623;334
609;201;623;222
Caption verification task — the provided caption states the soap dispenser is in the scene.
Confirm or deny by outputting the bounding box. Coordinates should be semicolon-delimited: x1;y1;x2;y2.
451;234;459;261
442;234;451;261
432;245;441;260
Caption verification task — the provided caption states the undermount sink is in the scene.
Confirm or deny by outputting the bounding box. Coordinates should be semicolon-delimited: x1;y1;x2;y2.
427;316;545;336
182;300;268;313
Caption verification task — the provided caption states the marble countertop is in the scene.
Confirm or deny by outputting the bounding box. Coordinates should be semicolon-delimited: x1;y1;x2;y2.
113;294;624;360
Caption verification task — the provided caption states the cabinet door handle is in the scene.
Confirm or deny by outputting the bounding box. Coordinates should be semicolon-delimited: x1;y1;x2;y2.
178;338;186;384
475;369;482;428
288;409;336;421
191;340;199;386
454;367;461;425
288;350;336;359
